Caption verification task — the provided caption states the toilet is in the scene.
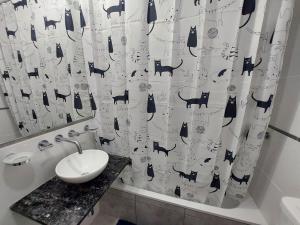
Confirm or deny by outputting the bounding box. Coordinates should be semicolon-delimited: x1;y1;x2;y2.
280;197;300;225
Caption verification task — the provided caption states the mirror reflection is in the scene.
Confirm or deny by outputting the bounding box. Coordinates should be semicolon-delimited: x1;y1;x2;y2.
0;1;94;144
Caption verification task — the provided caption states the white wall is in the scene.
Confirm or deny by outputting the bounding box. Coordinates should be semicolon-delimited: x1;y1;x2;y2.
0;91;20;144
249;1;300;224
0;120;96;225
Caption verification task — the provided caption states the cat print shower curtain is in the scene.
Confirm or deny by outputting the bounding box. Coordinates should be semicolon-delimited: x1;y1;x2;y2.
81;0;294;206
0;0;294;206
0;0;93;136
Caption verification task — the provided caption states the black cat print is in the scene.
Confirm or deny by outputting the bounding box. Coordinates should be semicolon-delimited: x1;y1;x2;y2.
187;26;197;57
223;96;237;127
173;166;197;182
74;92;84;117
108;36;115;61
88;62;110;77
147;0;157;35
103;0;125;19
178;91;209;108
147;163;155;181
6;27;18;39
56;43;64;65
2;71;10;80
240;0;256;29
79;6;86;36
154;59;183;77
65;9;75;41
251;93;273;113
112;90;129;104
241;57;262;76
210;173;221;193
224;149;236;165
12;0;27;10
30;24;38;48
44;16;61;30
27;68;39;79
180;122;188;144
153;141;176;156
54;89;71;102
147;94;156;121
230;173;250;185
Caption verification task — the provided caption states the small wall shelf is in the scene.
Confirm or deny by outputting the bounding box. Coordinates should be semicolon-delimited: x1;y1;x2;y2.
3;152;33;166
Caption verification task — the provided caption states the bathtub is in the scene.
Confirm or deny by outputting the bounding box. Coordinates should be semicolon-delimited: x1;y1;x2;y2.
111;181;268;225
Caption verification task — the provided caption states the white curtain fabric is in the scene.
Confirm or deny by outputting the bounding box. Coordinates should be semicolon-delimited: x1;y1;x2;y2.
0;0;294;206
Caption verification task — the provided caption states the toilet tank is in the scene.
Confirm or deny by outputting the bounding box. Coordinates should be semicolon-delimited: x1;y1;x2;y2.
280;197;300;225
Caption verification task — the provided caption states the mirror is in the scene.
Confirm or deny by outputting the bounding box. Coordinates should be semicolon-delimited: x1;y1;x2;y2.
0;1;95;145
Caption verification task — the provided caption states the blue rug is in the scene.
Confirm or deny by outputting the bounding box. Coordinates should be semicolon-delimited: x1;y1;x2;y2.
116;219;136;225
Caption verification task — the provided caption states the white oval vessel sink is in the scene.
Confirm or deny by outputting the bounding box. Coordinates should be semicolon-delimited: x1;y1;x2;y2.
55;149;109;184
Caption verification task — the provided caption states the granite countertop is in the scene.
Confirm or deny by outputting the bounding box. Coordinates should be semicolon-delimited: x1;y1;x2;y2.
10;154;131;225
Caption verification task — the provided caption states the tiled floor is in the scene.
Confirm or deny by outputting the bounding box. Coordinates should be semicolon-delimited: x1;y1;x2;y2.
81;189;250;225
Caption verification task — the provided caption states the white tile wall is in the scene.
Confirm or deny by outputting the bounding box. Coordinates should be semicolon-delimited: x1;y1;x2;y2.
270;0;300;136
249;2;300;223
250;130;300;225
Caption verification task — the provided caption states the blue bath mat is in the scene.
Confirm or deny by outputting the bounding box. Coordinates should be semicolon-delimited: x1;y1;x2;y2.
116;220;136;225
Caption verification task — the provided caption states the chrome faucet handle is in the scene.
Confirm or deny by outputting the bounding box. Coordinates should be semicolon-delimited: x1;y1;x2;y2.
68;130;81;138
84;125;98;132
55;134;64;142
38;140;53;151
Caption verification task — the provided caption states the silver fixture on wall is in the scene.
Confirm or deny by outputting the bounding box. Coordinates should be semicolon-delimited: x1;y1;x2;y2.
55;134;83;154
84;125;98;132
68;125;98;138
68;130;81;138
37;140;53;151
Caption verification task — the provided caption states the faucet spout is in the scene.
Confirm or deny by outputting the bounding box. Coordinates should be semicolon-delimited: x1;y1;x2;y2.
55;135;83;154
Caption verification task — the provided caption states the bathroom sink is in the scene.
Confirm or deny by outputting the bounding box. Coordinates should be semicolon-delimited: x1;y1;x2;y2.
55;149;109;184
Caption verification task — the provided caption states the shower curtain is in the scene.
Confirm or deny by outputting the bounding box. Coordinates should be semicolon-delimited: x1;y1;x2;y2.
0;0;294;206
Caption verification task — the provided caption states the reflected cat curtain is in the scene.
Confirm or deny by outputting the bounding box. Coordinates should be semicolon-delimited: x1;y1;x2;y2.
0;0;294;206
0;0;93;136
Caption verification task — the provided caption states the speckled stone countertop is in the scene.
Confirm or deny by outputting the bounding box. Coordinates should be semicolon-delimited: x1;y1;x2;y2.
10;154;131;225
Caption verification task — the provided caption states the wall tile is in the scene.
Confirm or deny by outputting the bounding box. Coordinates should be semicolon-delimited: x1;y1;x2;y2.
270;0;300;136
136;195;184;225
258;181;283;225
263;133;300;197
